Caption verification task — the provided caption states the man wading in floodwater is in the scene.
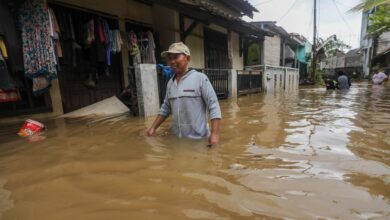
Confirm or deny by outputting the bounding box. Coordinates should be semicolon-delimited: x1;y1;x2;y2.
146;42;222;145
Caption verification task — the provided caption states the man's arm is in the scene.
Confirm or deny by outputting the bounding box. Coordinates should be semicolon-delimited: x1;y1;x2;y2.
209;118;221;145
201;76;222;145
146;115;167;136
147;84;171;136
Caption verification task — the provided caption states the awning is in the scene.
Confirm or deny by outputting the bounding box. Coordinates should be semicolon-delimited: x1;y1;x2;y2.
154;0;272;39
284;45;295;60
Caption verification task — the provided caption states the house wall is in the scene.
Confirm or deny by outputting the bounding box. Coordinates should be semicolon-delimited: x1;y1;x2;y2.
152;5;179;61
184;17;205;69
56;0;154;85
377;32;390;55
264;35;281;66
231;32;243;70
324;56;345;69
345;54;363;68
57;0;243;70
28;0;155;118
6;0;246;120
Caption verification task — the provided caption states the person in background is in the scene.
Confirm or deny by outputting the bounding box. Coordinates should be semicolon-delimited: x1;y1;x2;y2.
337;71;351;90
146;42;222;145
372;67;388;85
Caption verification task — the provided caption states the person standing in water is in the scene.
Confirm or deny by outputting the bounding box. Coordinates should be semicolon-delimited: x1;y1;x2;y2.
146;42;222;145
337;71;351;90
372;67;388;85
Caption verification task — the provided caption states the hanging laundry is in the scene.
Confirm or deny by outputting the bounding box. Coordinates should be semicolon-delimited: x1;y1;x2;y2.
157;64;174;80
32;76;51;94
247;43;260;66
48;8;63;58
98;19;105;44
0;52;15;90
48;7;63;70
116;30;123;52
84;19;95;46
0;2;24;72
102;20;111;66
110;29;123;53
139;35;149;63
128;30;139;56
0;36;8;59
94;18;107;64
19;0;57;95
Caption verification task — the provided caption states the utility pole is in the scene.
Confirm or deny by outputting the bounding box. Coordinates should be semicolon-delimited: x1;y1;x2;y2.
311;0;317;83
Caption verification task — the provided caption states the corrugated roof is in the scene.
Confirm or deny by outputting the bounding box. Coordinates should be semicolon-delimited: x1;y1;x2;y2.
219;0;258;18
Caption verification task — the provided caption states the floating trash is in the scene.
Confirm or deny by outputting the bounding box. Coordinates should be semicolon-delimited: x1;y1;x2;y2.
228;163;247;170
17;119;45;137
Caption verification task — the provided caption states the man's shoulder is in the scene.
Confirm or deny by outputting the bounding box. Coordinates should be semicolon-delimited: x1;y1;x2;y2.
190;69;206;76
188;69;209;81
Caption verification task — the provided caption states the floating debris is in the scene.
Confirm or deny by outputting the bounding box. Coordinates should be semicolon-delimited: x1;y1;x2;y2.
228;163;246;170
17;119;45;137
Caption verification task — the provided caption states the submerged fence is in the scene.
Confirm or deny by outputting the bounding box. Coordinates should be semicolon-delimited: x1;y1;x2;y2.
157;68;229;104
237;70;262;95
245;65;299;92
197;69;229;100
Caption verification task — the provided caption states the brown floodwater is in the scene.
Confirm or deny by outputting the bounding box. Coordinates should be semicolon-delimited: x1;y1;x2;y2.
0;82;389;220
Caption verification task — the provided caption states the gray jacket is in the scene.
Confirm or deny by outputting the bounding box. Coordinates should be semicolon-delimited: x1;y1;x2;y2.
337;75;351;90
159;69;222;139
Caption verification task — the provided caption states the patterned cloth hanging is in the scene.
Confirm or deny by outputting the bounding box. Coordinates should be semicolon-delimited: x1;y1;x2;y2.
19;0;58;95
110;29;122;54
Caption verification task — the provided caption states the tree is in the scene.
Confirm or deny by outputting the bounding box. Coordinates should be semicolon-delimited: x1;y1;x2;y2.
350;0;390;37
350;0;390;11
367;5;390;36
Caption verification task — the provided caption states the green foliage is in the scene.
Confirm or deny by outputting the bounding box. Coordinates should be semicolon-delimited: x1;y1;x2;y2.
315;69;324;85
368;5;390;36
350;0;390;11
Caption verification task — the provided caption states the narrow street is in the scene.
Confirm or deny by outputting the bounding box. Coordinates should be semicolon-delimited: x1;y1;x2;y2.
1;82;389;219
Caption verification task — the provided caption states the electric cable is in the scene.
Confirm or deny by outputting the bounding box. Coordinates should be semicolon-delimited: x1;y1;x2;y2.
332;0;355;36
277;0;299;22
253;0;275;6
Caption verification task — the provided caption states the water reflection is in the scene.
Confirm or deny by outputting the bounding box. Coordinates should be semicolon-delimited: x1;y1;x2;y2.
0;82;389;219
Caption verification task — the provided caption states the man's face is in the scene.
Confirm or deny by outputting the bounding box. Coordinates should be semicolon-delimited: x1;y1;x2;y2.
166;53;190;74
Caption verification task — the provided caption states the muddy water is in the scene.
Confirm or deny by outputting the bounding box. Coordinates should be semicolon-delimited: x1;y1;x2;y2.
0;82;389;219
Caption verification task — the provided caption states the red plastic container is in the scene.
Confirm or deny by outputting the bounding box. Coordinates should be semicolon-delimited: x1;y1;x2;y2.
18;119;45;137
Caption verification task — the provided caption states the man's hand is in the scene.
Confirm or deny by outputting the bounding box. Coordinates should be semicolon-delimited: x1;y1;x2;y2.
209;119;221;145
146;127;156;136
146;115;167;137
208;132;219;145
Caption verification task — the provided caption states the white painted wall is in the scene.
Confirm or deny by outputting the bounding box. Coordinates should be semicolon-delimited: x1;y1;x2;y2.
231;31;243;70
184;18;204;69
152;5;179;62
264;35;281;66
